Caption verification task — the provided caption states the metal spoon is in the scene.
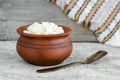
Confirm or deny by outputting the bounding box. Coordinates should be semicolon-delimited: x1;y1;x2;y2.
37;50;107;73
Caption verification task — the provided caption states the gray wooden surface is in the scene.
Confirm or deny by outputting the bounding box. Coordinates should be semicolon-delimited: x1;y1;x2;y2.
1;41;120;80
0;0;96;42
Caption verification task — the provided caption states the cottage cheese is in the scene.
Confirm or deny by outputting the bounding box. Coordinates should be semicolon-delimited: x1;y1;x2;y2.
23;22;64;35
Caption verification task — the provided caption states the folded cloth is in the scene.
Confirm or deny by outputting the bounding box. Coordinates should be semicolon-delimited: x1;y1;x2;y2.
48;0;120;47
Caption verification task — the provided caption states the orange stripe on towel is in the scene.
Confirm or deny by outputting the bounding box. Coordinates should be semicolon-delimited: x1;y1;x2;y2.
94;3;120;35
84;0;104;29
63;0;76;14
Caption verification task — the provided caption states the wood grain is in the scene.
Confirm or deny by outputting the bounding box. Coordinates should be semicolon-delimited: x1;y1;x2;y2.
0;41;120;80
0;0;96;41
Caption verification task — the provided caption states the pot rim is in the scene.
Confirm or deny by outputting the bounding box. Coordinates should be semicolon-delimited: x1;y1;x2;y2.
17;25;72;37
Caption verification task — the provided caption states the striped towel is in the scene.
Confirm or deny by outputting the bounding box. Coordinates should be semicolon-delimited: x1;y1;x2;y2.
48;0;120;47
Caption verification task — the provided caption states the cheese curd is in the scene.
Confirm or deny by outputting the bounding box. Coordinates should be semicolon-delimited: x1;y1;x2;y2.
23;22;64;35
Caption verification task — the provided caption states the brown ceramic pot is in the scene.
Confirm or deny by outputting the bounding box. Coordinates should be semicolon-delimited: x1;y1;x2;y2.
16;25;72;66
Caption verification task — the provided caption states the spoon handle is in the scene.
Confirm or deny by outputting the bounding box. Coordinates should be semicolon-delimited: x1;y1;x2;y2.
37;50;107;73
37;62;83;73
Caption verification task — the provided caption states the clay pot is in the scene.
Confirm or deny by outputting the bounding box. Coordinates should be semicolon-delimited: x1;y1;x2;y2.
16;25;72;66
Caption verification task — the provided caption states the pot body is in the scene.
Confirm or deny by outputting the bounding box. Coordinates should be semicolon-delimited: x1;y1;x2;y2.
16;26;72;66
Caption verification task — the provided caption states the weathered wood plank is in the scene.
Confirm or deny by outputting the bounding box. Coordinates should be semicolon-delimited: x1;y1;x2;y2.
0;0;96;42
0;41;120;80
0;20;96;41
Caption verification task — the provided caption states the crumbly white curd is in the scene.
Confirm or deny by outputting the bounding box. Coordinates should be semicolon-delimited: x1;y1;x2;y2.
23;22;64;35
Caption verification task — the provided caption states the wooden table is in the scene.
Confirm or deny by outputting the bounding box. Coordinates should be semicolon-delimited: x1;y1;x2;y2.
0;0;96;42
0;41;120;80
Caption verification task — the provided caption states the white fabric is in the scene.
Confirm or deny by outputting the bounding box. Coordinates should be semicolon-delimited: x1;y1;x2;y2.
49;0;120;47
